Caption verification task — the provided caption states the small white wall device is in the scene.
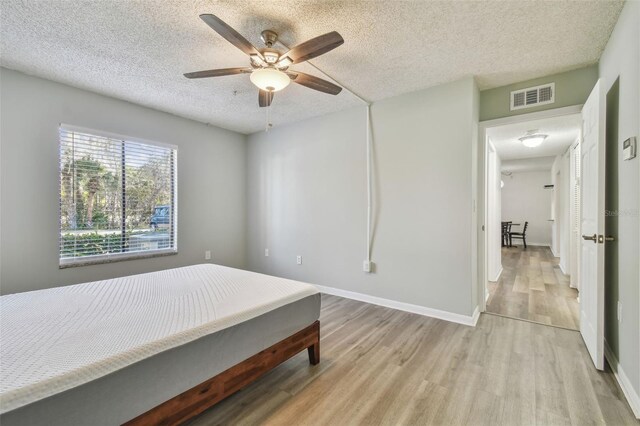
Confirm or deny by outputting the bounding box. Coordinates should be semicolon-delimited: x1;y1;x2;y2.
623;137;636;160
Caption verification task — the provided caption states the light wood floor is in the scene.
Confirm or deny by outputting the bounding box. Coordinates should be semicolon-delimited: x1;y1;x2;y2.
188;294;637;425
486;246;580;330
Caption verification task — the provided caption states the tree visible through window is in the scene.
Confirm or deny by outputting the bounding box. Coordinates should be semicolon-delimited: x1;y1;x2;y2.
59;127;177;266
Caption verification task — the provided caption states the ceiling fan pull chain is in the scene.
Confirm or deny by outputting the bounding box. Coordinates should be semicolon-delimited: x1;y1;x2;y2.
266;100;273;132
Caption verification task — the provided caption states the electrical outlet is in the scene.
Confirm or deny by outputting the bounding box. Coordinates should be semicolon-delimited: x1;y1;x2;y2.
617;301;622;322
265;248;269;257
363;260;371;273
296;255;302;265
205;250;211;260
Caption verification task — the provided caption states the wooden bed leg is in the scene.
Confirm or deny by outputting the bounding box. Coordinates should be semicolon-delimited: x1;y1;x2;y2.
307;343;320;365
307;321;320;365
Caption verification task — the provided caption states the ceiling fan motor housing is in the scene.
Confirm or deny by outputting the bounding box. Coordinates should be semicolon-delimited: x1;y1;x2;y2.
261;30;278;47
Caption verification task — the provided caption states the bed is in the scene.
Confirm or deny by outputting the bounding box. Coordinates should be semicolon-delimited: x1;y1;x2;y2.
0;264;321;425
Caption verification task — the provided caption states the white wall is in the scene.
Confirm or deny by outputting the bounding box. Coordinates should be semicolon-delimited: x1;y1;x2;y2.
487;141;502;281
0;68;247;295
598;0;640;405
247;77;480;317
501;170;552;246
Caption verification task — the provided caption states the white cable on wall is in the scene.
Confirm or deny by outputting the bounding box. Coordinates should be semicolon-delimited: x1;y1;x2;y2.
365;104;372;269
276;41;373;272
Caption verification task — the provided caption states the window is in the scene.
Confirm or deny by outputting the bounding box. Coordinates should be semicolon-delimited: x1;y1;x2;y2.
59;125;177;267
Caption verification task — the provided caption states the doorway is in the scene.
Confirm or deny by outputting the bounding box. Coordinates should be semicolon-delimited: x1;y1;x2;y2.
480;108;583;330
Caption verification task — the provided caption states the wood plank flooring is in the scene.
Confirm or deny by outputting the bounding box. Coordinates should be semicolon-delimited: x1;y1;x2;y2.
187;294;637;425
487;246;580;330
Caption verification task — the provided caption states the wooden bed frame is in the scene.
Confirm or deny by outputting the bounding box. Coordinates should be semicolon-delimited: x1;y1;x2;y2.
124;320;320;426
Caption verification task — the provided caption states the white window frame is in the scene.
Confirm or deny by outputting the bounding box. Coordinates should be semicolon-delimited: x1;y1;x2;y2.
58;124;178;268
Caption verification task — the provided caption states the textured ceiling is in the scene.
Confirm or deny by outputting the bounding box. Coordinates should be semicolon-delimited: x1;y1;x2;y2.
501;156;557;173
488;113;582;160
0;0;623;134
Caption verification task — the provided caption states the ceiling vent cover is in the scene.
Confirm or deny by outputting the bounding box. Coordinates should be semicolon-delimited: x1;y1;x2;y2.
510;83;555;111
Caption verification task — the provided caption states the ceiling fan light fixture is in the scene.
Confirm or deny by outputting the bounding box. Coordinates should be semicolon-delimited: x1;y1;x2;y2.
250;68;290;92
276;56;293;69
250;54;267;67
519;134;547;148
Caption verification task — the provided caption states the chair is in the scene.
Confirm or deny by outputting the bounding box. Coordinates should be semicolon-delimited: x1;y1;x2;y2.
501;222;512;247
509;221;528;249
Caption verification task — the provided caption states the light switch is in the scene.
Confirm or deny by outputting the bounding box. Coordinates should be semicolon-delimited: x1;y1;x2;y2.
623;137;636;160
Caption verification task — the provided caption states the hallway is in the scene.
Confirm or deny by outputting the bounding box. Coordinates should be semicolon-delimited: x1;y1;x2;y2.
486;246;580;330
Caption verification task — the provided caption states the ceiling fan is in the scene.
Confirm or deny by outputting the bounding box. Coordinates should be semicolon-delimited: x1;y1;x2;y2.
184;14;344;107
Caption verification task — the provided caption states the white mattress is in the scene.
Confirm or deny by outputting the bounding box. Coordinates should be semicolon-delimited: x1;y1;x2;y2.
0;264;318;414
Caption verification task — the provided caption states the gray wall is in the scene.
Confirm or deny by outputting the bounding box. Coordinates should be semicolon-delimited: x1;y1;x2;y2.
598;0;640;398
247;77;479;317
480;65;598;121
0;68;247;295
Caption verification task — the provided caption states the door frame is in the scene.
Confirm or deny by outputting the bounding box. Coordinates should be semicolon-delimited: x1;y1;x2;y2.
477;104;583;313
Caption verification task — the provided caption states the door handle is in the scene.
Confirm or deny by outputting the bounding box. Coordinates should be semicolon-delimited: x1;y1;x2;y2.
582;234;597;242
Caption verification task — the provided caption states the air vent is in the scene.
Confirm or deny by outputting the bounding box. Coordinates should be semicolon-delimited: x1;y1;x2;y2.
510;83;555;111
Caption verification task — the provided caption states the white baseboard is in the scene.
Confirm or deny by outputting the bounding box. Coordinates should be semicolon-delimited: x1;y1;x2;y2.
507;242;550;249
558;262;568;275
489;266;503;283
470;305;480;326
526;242;551;248
314;284;480;327
604;342;640;418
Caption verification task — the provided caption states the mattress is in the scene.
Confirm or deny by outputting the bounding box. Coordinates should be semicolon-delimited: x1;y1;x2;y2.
1;293;320;426
0;264;319;418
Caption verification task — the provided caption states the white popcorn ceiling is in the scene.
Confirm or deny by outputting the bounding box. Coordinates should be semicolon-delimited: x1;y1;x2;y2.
0;0;623;134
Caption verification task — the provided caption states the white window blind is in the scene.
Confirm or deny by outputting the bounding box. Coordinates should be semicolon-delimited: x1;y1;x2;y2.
59;126;177;267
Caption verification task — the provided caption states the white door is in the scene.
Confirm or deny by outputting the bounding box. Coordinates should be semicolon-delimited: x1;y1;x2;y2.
580;80;606;370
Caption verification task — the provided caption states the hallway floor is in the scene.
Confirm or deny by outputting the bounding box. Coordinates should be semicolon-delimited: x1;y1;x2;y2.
487;246;580;330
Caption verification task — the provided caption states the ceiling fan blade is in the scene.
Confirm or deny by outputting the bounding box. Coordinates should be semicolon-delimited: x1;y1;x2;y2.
200;14;263;58
259;90;274;107
288;72;342;95
184;67;252;79
277;31;344;65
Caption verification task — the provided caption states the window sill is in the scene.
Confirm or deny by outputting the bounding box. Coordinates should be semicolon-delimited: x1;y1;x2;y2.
59;249;177;269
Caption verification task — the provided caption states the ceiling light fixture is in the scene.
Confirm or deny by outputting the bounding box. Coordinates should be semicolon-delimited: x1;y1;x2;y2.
249;68;291;92
519;134;547;148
